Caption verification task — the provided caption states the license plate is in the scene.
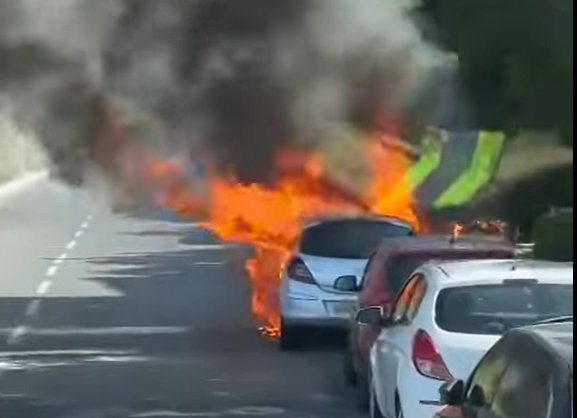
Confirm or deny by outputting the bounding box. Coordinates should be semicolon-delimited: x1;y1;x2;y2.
326;301;357;318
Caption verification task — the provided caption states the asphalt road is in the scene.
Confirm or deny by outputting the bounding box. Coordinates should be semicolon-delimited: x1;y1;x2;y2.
0;178;362;418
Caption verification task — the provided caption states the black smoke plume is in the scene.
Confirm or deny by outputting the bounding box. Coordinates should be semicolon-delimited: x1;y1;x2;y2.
0;0;432;184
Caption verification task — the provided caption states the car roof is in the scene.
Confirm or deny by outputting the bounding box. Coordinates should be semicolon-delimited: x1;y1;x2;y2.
423;259;574;287
376;235;514;254
513;322;574;369
302;215;413;231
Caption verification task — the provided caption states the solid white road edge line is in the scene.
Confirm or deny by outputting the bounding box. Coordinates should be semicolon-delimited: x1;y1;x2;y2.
0;171;49;200
0;326;190;337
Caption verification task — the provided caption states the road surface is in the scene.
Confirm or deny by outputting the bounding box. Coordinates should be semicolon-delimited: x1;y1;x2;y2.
0;178;361;418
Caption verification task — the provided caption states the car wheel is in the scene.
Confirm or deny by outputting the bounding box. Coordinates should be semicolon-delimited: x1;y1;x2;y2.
395;393;404;418
368;374;385;418
279;320;303;351
356;370;370;411
343;345;358;387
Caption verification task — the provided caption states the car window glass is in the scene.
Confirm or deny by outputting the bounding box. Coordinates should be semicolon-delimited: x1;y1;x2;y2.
436;284;573;335
299;220;412;259
405;277;427;323
465;337;512;407
381;250;513;300
362;254;386;299
360;253;376;288
393;275;422;324
383;254;428;296
491;339;553;418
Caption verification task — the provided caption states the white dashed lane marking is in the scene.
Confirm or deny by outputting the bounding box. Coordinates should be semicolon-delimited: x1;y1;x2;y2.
25;299;42;317
54;253;67;265
36;280;53;295
1;213;95;351
46;265;59;277
7;326;29;345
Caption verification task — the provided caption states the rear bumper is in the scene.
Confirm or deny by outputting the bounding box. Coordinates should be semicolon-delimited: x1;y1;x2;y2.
397;367;445;418
283;316;351;329
280;278;357;330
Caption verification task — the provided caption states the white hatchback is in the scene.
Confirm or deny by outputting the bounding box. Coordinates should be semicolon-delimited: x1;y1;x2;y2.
279;216;414;350
356;259;574;418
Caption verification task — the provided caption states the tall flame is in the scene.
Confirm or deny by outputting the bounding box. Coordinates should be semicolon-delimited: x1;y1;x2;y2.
105;115;419;337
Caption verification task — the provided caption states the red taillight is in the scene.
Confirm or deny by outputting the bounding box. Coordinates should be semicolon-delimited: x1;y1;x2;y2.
287;259;316;285
412;330;453;382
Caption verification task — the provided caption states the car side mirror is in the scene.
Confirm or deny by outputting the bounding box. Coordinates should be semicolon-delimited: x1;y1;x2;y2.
468;385;486;407
355;305;393;327
334;275;359;292
440;380;465;406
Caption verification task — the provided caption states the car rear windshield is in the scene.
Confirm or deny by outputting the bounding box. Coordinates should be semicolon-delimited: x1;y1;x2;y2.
384;251;513;297
436;283;574;335
300;220;412;259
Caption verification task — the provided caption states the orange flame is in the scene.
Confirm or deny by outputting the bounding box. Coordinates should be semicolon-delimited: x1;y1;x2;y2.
150;137;419;337
452;222;466;239
104;113;420;337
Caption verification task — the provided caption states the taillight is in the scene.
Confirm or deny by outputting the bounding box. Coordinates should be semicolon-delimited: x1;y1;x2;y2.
287;259;316;285
412;330;453;381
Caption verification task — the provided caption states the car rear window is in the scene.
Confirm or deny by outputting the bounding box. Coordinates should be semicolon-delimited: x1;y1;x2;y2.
299;220;412;259
436;284;574;335
384;251;513;297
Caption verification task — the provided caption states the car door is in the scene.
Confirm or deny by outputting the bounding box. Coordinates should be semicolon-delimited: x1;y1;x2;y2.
460;336;513;418
350;252;376;370
358;249;419;373
374;273;428;418
359;251;388;308
487;337;556;418
357;253;388;373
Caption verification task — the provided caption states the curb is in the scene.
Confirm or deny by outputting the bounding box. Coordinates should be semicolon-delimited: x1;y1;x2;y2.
0;171;49;200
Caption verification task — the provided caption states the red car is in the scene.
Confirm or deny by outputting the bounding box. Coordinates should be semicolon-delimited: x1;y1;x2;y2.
343;235;516;410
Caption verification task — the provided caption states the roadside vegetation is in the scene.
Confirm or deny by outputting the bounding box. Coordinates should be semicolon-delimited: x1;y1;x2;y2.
419;0;573;250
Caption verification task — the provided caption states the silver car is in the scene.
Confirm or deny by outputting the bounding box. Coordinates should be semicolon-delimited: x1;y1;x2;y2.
279;216;414;350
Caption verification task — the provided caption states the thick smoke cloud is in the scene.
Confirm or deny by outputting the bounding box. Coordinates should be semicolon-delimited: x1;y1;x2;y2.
0;0;436;184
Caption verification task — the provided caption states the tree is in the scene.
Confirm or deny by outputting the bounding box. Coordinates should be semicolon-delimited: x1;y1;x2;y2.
419;0;573;146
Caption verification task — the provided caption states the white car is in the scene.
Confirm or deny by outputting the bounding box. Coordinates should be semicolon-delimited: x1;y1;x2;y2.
356;259;574;418
279;215;414;350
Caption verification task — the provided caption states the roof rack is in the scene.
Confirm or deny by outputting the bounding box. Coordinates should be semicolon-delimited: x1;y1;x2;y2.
532;316;574;326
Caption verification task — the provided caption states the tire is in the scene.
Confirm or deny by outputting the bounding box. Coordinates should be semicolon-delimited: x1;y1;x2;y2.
368;374;385;418
395;394;404;418
356;369;370;412
343;345;358;387
279;320;303;351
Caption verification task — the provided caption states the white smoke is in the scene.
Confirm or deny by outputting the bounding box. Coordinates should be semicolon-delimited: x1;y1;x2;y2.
1;0;121;73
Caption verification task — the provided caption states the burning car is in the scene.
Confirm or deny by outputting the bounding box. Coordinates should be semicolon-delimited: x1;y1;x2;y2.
278;215;415;351
73;97;422;337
